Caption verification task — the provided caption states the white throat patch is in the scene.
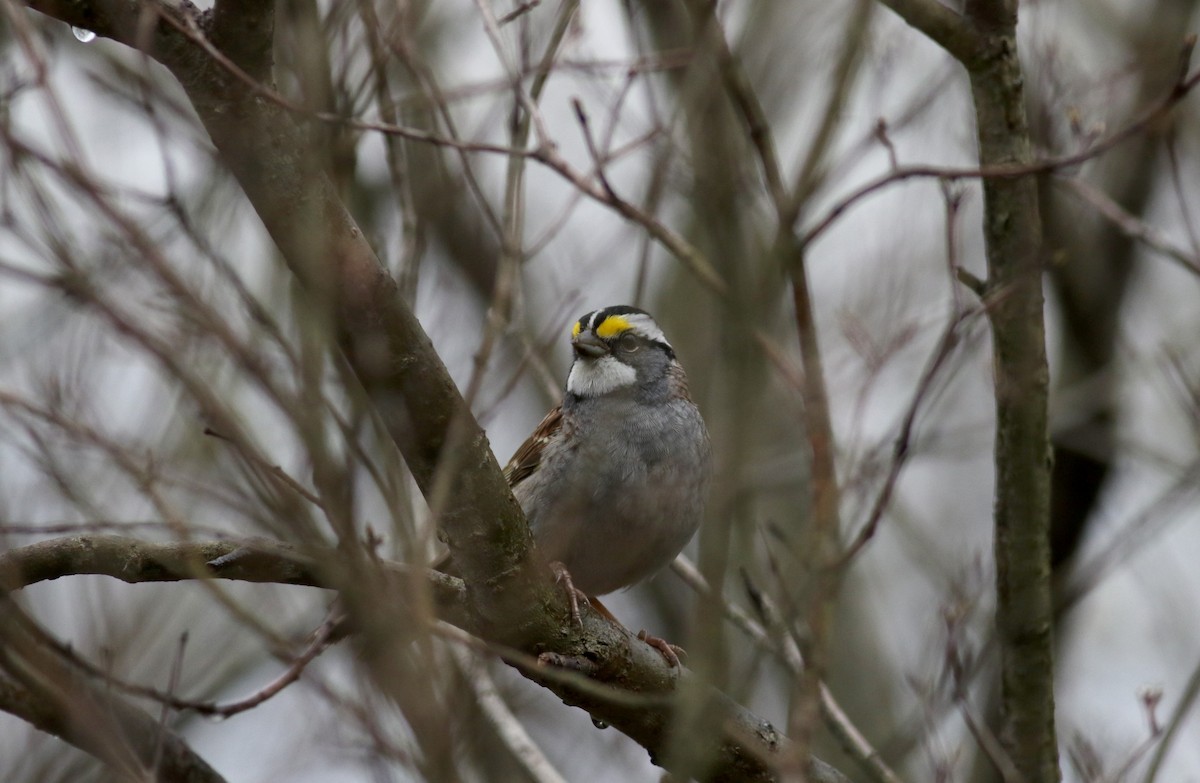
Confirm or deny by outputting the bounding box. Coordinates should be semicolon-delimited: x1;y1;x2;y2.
567;355;637;397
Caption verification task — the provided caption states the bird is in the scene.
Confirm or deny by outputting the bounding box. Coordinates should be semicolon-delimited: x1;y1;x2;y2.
455;305;711;666
210;307;709;664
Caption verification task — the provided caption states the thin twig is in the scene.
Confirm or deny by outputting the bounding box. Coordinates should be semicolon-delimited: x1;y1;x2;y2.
1057;176;1200;277
451;645;568;783
836;306;978;567
160;9;536;158
672;556;907;783
802;63;1200;248
498;0;541;25
1142;657;1200;783
944;610;1024;783
203;428;325;508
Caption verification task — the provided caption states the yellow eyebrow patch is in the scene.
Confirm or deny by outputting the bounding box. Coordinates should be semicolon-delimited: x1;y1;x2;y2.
571;320;582;338
595;315;633;338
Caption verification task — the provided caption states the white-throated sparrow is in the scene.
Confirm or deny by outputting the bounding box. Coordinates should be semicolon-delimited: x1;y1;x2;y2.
215;307;709;662
484;305;711;664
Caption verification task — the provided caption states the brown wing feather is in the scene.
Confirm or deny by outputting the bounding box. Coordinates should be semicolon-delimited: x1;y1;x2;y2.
503;406;563;488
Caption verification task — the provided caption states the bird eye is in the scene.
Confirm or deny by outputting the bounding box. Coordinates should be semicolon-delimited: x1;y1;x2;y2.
618;333;641;352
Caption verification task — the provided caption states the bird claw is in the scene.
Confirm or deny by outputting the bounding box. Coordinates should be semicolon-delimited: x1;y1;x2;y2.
549;561;590;627
543;563;682;667
637;630;686;668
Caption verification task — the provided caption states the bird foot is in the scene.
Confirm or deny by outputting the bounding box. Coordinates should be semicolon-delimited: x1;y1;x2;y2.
549;561;590;627
637;630;686;668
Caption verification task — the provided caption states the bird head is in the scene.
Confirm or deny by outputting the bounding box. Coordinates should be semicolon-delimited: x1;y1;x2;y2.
566;306;677;398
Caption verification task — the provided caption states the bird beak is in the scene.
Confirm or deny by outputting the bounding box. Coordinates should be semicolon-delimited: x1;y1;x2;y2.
572;332;610;359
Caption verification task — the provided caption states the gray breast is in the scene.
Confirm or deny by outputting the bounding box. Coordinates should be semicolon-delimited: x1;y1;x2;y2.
518;397;710;595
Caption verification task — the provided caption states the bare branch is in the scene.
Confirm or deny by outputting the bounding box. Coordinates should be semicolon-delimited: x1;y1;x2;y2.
874;0;980;64
672;556;907;783
451;645;569;783
0;600;228;783
1057;176;1200;277
837;306;973;565
961;3;1058;779
801;63;1200;247
0;534;469;615
1142;653;1200;782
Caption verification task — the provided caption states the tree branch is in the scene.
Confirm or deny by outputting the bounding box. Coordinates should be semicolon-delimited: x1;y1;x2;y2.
866;0;1061;778
209;0;274;82
0;600;227;783
1;534;851;782
874;0;980;64
0;534;475;626
1056;175;1200;278
962;19;1059;783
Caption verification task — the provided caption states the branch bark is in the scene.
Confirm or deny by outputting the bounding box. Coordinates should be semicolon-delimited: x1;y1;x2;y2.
0;599;227;783
877;1;1060;781
874;0;979;64
963;9;1059;782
